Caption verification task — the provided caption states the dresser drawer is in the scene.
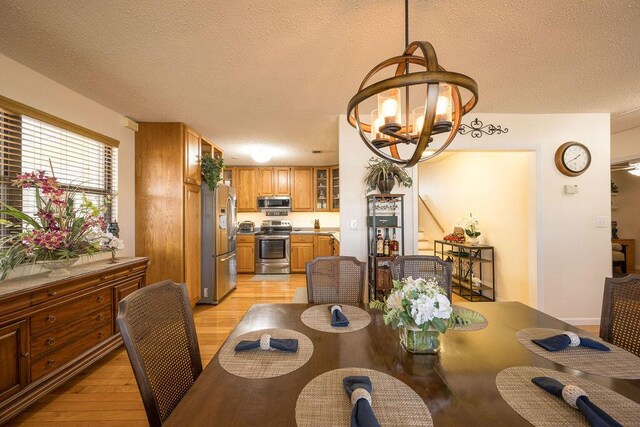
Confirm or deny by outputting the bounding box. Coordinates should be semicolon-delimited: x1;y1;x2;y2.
31;274;107;306
31;323;112;381
31;288;112;336
291;235;314;243
30;307;112;359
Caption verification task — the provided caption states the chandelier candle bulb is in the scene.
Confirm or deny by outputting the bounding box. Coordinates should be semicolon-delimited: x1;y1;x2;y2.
435;83;454;125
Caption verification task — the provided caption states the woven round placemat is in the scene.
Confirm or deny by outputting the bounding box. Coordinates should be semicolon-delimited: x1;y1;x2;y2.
451;305;488;331
516;328;640;379
496;366;640;426
296;367;433;427
300;304;371;333
218;328;313;379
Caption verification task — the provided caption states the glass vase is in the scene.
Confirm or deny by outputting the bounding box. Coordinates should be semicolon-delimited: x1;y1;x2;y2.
399;326;441;354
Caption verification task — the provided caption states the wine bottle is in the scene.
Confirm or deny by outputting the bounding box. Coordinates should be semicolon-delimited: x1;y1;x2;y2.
383;229;390;256
376;229;384;256
391;230;399;256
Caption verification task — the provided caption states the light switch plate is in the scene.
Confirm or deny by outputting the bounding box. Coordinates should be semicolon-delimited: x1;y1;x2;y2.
596;216;608;228
564;184;578;194
350;219;357;230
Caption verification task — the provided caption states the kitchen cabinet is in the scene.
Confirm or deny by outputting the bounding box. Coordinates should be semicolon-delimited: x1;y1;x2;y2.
291;167;314;212
313;167;330;211
0;320;28;402
136;122;211;305
236;168;259;212
184;184;202;303
222;167;236;187
290;235;314;273
184;127;201;185
314;235;333;257
333;239;340;256
274;167;290;195
0;258;148;424
330;165;340;211
257;167;290;196
237;234;255;273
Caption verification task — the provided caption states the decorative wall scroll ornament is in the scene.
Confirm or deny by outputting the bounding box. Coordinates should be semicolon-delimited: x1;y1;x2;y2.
346;0;478;168
458;118;509;138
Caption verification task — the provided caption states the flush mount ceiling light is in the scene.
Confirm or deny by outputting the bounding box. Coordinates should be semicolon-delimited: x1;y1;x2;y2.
251;147;272;163
347;0;478;168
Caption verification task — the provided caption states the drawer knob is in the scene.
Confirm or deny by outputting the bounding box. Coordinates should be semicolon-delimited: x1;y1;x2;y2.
46;315;57;323
97;332;104;338
20;352;29;358
47;359;57;368
97;296;105;303
96;313;105;321
48;290;57;297
46;337;56;346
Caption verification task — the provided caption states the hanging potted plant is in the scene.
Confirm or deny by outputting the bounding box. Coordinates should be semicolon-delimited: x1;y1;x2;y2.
364;157;413;194
201;153;225;191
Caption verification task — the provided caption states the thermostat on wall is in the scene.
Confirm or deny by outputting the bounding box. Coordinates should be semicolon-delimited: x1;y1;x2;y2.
564;184;578;194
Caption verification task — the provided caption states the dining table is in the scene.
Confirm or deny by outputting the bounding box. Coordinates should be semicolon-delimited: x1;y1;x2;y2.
164;301;640;426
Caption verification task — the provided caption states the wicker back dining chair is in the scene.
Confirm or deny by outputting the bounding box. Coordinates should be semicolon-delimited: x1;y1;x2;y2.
390;256;453;300
306;256;366;304
600;274;640;357
117;280;202;427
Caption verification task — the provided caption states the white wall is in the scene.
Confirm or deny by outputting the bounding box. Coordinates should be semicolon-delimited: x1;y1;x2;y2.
238;211;340;228
339;113;611;323
611;125;640;163
0;53;136;257
418;152;534;304
611;170;640;269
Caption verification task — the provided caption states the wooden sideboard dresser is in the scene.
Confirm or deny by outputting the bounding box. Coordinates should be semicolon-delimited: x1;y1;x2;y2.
0;257;149;423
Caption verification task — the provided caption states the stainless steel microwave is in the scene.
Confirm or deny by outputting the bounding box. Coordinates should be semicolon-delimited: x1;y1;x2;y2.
257;196;291;210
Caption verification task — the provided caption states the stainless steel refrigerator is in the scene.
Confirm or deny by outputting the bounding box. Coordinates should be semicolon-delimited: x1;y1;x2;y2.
200;184;237;304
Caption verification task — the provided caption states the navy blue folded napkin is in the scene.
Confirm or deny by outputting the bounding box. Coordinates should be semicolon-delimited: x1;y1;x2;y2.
234;333;298;352
329;305;350;327
343;376;381;427
532;377;622;427
532;332;609;352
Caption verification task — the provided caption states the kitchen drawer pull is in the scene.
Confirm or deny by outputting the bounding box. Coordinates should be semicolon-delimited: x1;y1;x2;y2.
96;313;105;321
97;296;105;302
48;290;57;297
46;337;56;346
47;359;57;368
46;315;57;323
20;352;29;358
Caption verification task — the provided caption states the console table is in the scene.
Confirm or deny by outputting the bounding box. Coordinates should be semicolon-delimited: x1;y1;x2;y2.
0;257;149;424
612;238;636;272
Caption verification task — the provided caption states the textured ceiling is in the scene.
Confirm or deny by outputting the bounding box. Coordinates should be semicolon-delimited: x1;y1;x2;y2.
0;0;638;165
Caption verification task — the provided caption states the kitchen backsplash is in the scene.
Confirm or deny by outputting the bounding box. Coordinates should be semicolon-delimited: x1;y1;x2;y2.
237;211;340;228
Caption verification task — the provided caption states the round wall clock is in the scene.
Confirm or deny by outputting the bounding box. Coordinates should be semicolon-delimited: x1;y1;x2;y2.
554;142;591;177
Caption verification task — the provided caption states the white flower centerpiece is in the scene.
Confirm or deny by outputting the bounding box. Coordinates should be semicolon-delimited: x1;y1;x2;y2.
100;232;125;264
459;213;481;245
371;277;482;353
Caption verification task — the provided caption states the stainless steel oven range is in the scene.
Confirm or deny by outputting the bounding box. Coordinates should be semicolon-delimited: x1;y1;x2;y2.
255;220;292;274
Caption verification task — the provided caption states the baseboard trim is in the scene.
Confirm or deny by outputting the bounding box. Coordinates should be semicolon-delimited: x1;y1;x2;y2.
559;317;601;326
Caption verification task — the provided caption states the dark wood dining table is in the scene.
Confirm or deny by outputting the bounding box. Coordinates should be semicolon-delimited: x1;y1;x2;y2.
165;302;640;426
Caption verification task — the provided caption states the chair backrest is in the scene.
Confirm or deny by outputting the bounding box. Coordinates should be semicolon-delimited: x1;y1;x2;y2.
116;280;202;426
306;256;366;304
600;274;640;357
390;256;453;300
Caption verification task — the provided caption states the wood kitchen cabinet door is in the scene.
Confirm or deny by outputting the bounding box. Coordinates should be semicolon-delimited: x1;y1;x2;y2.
0;320;29;402
237;168;258;212
184;184;201;305
291;167;313;212
184;127;201;185
237;244;255;273
291;243;314;273
274;168;290;195
314;235;333;258
258;168;274;196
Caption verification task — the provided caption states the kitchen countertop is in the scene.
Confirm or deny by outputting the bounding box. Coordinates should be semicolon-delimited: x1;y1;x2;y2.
237;228;340;242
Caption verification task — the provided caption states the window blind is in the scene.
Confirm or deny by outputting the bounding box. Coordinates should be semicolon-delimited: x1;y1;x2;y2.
0;108;118;239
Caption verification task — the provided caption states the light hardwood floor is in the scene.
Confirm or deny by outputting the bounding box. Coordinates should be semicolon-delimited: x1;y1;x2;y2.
10;274;600;426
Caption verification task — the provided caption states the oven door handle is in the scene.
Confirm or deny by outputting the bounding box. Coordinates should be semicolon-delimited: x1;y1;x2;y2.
257;236;290;240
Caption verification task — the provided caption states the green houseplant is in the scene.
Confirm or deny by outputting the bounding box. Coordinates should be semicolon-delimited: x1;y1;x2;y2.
201;153;225;190
364;157;413;194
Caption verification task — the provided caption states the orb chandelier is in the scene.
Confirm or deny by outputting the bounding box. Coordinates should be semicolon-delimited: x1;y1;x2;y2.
347;1;479;168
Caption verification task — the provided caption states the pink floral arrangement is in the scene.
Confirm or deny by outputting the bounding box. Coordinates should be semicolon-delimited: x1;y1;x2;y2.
0;170;112;280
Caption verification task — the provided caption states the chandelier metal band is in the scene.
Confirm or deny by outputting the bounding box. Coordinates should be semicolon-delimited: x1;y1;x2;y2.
347;41;478;167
